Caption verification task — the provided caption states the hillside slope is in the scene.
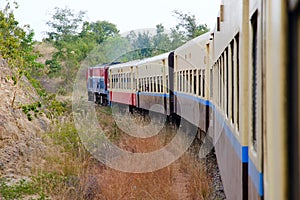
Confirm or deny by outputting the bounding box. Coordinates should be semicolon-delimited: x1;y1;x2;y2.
0;59;50;182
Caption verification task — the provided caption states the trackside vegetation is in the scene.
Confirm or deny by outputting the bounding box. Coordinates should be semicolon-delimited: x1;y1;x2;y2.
0;1;212;199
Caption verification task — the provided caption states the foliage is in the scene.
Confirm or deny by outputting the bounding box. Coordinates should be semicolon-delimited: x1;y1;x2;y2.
80;21;119;44
0;178;49;200
45;7;121;91
0;1;43;107
46;6;86;42
26;75;47;97
21;101;42;121
173;10;209;39
152;24;172;52
48;122;81;156
0;171;79;200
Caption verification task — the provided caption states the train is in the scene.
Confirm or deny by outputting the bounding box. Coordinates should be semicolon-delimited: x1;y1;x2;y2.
86;0;300;199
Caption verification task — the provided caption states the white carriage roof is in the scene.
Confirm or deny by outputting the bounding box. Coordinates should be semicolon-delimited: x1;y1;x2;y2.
175;32;211;52
108;59;140;69
89;64;107;69
137;52;171;65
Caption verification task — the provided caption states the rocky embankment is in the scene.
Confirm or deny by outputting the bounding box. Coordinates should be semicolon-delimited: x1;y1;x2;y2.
0;59;50;182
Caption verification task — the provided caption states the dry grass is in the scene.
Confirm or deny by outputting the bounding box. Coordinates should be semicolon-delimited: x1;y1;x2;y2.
29;106;212;200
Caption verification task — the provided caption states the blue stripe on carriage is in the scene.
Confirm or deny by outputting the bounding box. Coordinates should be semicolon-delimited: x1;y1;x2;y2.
174;92;264;196
174;92;209;105
138;92;169;98
249;159;264;196
174;92;248;163
175;92;265;196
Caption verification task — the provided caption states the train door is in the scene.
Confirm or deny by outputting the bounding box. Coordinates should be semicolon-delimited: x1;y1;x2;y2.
168;52;175;115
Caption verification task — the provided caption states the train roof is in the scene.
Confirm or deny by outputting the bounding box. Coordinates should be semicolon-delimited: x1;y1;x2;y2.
108;59;140;69
175;32;211;53
137;52;171;65
88;64;107;69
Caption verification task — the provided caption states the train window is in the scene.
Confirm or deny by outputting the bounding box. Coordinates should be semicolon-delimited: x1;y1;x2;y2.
124;73;126;90
119;74;122;89
198;69;201;96
124;73;126;89
148;77;150;92
236;34;240;129
121;74;123;89
183;71;185;92
178;71;180;92
157;76;160;93
161;76;163;93
154;76;157;92
210;69;213;99
148;77;151;92
177;72;179;91
180;71;183;92
222;55;225;110
166;75;169;93
178;72;180;92
114;75;116;89
217;17;220;31
194;70;197;95
251;11;258;150
231;40;235;124
190;70;193;94
186;70;189;93
116;75;118;89
187;70;190;93
225;48;229;117
113;75;115;89
219;59;222;107
133;73;136;90
202;70;205;97
150;77;152;92
125;73;127;90
128;73;130;90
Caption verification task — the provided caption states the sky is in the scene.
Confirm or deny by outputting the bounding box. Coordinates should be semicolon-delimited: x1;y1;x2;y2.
0;0;221;41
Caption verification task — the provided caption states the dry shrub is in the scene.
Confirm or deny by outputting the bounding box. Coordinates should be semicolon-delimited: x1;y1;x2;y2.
30;106;212;200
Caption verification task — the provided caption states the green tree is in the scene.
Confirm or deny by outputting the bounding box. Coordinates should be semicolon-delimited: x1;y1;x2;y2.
169;26;186;49
80;21;119;44
173;10;209;39
152;24;172;53
0;1;42;107
126;30;153;59
45;6;121;92
46;6;86;42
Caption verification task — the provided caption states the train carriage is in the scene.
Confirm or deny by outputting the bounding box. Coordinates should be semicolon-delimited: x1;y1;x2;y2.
208;0;249;199
109;60;139;111
174;33;211;137
136;52;173;116
85;0;300;198
86;64;109;105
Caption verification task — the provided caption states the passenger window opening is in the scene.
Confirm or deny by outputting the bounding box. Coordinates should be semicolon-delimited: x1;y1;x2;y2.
225;49;229;117
231;40;235;124
236;33;240;130
194;69;197;95
251;10;258;151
